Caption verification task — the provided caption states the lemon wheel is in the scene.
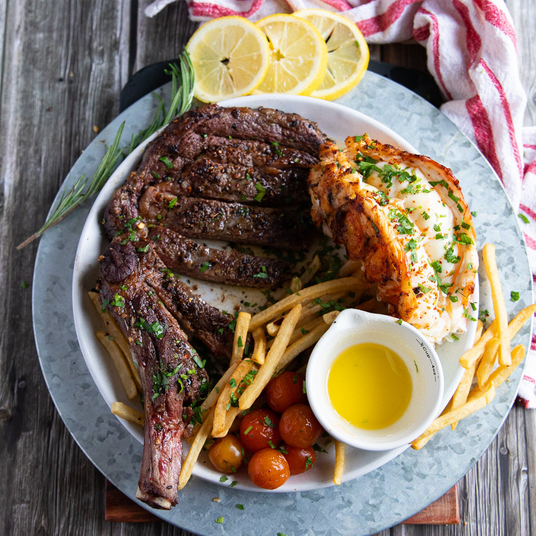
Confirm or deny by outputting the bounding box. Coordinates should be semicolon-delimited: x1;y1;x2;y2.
186;17;270;103
254;14;328;96
293;9;369;101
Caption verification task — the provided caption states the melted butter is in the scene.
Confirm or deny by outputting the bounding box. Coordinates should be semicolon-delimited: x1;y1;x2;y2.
327;343;413;430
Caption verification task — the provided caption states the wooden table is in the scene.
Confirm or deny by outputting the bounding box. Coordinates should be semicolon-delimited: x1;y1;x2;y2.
0;1;534;534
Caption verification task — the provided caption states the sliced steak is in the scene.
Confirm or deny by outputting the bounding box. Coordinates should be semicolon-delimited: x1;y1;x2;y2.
149;226;290;289
143;158;310;206
136;104;326;182
141;197;313;250
99;240;209;509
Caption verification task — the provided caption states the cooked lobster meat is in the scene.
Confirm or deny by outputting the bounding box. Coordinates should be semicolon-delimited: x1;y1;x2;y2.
309;134;478;342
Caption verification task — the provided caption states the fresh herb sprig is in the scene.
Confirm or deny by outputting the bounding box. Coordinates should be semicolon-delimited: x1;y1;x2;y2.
17;50;195;250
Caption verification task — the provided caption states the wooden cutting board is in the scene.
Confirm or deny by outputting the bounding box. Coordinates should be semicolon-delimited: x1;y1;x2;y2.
104;480;459;525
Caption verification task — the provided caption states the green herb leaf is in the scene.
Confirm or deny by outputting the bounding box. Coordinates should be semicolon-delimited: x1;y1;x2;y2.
236;504;244;510
215;517;224;524
219;475;228;483
511;291;520;302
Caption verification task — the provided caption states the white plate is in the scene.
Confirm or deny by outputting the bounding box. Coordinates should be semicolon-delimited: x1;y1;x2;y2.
72;94;477;492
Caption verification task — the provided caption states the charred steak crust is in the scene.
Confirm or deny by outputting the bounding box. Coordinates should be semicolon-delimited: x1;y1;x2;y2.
150;226;290;289
99;240;210;508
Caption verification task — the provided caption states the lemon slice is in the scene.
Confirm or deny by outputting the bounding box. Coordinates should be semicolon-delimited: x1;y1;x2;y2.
293;9;369;101
254;14;328;96
186;17;270;103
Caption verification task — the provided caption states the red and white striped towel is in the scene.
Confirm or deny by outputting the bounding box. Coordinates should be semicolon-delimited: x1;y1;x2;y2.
146;0;536;407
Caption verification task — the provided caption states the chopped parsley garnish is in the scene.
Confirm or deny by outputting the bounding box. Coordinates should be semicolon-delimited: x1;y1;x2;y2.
168;197;177;209
519;213;530;224
264;415;275;428
237;336;243;348
253;265;268;279
152;362;181;400
254;182;266;202
200;262;211;273
300;328;310;335
244;426;253;435
159;156;173;169
110;293;125;307
303;380;307;394
272;141;282;157
236;504;244;510
230;481;238;487
215;517;224;524
449;295;458;303
404;238;418;263
137;245;149;253
418;283;432;294
192;353;206;369
445;245;461;264
388;208;414;235
511;291;520;302
313;443;328;453
421;211;430;220
305;457;313;470
479;309;490;323
219;475;228;483
268;440;276;449
396;319;403;325
455;233;474;245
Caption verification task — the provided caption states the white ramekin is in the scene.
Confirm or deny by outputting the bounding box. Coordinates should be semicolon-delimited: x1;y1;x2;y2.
306;308;444;451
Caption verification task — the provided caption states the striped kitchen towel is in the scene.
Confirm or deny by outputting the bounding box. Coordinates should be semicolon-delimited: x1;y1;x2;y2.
146;0;536;408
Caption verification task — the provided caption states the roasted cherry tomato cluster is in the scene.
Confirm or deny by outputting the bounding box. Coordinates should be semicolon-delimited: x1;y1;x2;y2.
207;372;323;489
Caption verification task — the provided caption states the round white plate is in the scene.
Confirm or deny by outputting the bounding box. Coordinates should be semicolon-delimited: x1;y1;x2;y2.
72;94;477;493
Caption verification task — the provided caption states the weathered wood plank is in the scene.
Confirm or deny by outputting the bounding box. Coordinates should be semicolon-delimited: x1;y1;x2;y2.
0;1;129;536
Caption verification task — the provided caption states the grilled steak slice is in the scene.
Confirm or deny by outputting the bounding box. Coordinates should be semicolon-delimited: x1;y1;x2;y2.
140;197;313;250
141;158;310;206
203;137;318;169
136;104;327;182
99;240;209;509
149;226;290;289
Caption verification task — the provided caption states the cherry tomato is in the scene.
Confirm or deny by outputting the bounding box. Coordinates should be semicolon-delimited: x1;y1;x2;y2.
279;404;323;448
208;435;243;474
240;409;281;452
281;444;316;475
248;448;290;490
265;372;307;413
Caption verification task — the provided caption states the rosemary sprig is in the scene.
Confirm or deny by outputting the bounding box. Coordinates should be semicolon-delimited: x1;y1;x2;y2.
17;50;195;250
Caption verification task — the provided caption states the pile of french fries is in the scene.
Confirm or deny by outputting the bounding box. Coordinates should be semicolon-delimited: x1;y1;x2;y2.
179;257;367;489
411;243;534;449
90;242;534;489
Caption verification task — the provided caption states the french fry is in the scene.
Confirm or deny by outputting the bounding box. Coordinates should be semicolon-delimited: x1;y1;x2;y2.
96;331;138;400
248;277;359;330
333;440;346;485
267;316;325;350
213;407;242;439
482;244;510;365
411;383;496;447
266;318;282;336
185;362;240;444
290;276;303;294
300;255;321;286
469;344;525;400
450;320;484;431
295;291;347;328
476;337;500;387
231;312;251;365
213;359;256;436
251;328;266;365
338;260;360;278
178;409;214;490
239;305;302;409
111;401;145;426
323;310;340;324
89;291;142;390
460;303;536;369
200;362;239;413
276;315;334;371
